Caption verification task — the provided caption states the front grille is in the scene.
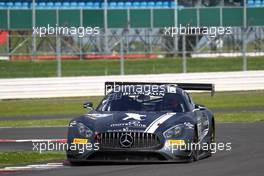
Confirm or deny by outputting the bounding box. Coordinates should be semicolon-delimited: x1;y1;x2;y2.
97;132;161;150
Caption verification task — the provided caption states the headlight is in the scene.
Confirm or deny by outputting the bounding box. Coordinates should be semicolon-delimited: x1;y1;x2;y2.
163;124;183;139
76;123;93;138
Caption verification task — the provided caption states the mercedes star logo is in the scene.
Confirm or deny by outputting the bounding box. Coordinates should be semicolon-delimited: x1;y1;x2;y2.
119;133;133;148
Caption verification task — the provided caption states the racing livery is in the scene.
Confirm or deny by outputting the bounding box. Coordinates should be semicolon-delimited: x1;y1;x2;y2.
67;82;215;163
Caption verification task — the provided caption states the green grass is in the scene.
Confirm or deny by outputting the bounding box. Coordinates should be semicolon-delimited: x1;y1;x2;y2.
190;90;264;110
0;119;69;127
0;152;65;168
0;57;264;78
1;91;263;118
0;91;263;125
215;112;264;122
0;96;101;117
0;112;263;127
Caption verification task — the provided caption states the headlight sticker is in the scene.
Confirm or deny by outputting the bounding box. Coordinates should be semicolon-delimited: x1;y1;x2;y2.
163;124;183;138
77;123;93;138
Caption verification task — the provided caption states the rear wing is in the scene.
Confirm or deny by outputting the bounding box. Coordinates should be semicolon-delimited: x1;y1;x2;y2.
104;82;215;96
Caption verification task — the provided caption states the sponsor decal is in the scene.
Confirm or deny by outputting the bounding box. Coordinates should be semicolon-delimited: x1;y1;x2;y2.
107;129;144;132
167;140;186;146
184;122;194;129
73;138;88;144
122;113;146;121
110;121;147;128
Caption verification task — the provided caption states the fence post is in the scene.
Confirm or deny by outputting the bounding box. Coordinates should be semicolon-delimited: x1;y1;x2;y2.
104;0;109;54
79;9;83;60
182;34;187;73
32;0;36;61
7;9;10;58
120;36;125;75
243;0;247;71
174;0;178;56
56;9;62;77
56;36;62;77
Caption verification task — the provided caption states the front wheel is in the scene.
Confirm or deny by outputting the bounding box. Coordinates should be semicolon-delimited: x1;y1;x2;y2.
207;124;215;157
190;132;199;162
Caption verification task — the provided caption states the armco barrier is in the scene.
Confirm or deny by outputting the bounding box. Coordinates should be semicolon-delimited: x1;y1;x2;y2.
0;71;264;99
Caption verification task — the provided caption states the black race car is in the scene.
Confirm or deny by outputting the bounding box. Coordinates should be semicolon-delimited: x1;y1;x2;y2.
66;82;215;163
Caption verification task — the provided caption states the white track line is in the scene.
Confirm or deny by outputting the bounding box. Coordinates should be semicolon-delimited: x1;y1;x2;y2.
0;139;67;143
0;163;64;172
0;125;67;129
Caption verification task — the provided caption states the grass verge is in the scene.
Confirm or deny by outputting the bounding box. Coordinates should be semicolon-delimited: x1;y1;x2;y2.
0;96;101;118
0;91;263;118
215;112;264;122
0;112;263;127
190;90;264;110
0;152;65;168
0;119;69;127
0;57;264;78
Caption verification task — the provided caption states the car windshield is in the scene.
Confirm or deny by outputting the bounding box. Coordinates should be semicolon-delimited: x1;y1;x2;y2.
97;93;187;112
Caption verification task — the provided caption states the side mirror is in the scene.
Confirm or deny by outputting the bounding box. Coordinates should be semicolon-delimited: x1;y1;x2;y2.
83;101;93;110
194;104;206;111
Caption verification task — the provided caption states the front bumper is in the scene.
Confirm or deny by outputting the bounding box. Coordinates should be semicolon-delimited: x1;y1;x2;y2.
67;126;195;162
66;142;193;162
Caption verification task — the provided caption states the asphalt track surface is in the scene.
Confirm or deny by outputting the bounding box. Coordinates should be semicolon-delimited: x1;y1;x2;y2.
0;127;67;151
1;123;264;176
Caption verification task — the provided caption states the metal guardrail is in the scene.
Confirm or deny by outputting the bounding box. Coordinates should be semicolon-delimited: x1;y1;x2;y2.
0;71;264;99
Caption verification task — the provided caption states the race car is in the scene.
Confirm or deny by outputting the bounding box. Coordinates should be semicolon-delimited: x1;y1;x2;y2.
66;82;215;163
